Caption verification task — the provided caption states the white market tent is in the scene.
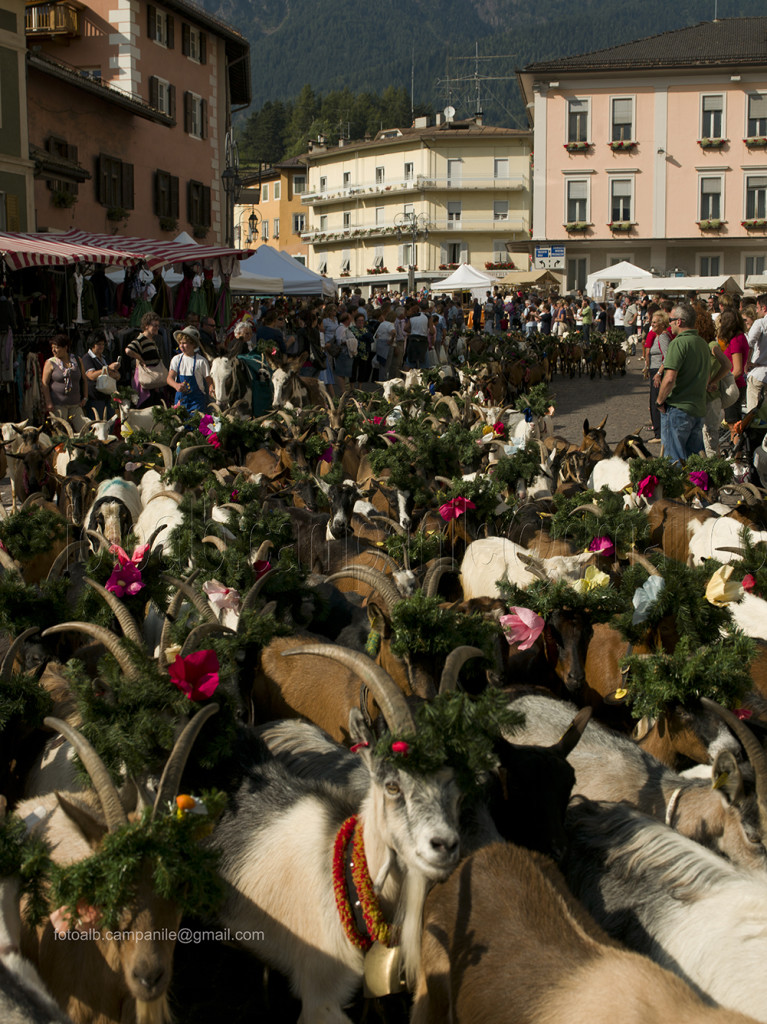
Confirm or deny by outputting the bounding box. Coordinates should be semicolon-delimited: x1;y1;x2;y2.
431;263;493;300
586;261;651;297
619;275;742;295
235;245;336;297
745;275;767;293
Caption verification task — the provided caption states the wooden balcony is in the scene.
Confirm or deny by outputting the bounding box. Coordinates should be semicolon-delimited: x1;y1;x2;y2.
25;2;81;38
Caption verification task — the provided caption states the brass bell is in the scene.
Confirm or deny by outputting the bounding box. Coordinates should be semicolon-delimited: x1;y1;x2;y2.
363;942;406;998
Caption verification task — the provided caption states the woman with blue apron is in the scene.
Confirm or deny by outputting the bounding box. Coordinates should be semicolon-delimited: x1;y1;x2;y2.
168;326;216;412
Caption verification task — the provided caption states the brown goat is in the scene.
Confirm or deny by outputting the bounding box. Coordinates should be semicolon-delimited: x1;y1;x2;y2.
411;842;760;1024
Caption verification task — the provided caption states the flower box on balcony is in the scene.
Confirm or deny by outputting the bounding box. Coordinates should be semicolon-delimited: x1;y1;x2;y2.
439;263;459;270
608;140;636;151
564;141;591;152
744;137;767;149
698;219;724;230
742;218;767;229
485;261;515;269
698;138;727;149
564;222;591;232
608;221;633;232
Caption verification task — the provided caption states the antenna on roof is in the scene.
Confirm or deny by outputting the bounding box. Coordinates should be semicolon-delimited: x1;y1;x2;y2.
411;44;415;122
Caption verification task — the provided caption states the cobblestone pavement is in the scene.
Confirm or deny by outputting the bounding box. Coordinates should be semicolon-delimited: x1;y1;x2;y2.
543;350;651;448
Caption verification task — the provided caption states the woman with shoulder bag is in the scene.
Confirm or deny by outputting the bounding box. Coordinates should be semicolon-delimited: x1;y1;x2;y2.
82;330;121;420
717;307;749;424
332;312;357;394
644;311;671;443
125;312;168;407
41;334;88;430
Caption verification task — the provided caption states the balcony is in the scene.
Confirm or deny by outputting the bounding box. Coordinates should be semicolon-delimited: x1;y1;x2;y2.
301;173;527;204
25;1;81;37
301;216;527;243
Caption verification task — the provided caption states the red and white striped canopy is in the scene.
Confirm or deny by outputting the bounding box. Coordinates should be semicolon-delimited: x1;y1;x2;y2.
58;230;251;270
0;232;142;270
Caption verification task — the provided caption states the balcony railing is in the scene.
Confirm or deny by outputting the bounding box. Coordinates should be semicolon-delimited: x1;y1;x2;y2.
302;174;527;203
25;1;80;36
301;216;527;243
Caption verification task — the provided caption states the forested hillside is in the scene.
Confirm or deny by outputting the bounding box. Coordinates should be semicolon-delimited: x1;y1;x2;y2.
218;0;767;156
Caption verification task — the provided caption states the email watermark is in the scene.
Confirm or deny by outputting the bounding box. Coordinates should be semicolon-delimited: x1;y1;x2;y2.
54;927;264;943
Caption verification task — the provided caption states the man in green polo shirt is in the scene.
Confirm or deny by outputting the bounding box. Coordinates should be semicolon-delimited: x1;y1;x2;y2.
654;302;712;464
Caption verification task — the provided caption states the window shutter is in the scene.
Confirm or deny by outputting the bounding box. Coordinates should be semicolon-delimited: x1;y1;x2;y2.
703;95;723;112
459;242;468;263
181;22;190;56
440;243;448;264
199;32;206;64
184;92;191;133
153;171;161;216
122;161;134;209
568;180;588;200
5;194;20;231
749;94;767;119
202;186;210;226
147;4;156;39
612;98;632;122
170;175;179;218
168;84;176;120
397;245;404;267
749;176;767;188
701;177;719;194
186;180;193;222
569;98;588;114
201;99;207;139
149;76;158;109
166;15;174;48
96;154;107;203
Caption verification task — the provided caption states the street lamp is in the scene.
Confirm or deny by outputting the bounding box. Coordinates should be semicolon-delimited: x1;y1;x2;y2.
247;207;261;243
222;129;241;247
394;210;429;295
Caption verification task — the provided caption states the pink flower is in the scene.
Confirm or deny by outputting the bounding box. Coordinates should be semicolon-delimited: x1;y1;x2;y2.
105;542;149;597
589;536;615;558
499;607;545;651
439;497;476;521
688;470;709;491
493;421;506;436
202;579;241;612
742;574;756;592
199;415;214;434
637;474;658;498
205;433;221;449
391;741;409;755
253;559;272;580
230;490;239;500
168;649;220;701
735;708;753;720
367;416;385;426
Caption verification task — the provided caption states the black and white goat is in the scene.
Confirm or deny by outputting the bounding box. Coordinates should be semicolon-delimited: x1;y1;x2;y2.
207;646;463;1023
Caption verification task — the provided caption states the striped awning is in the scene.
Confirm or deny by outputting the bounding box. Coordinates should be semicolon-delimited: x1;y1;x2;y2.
58;230;252;271
0;232;141;270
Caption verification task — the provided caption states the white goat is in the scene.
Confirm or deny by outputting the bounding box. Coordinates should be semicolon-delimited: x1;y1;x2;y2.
587;456;632;492
85;478;142;547
460;537;595;599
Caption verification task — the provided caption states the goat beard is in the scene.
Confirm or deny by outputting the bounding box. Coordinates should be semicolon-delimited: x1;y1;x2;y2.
135;993;172;1024
393;869;429;990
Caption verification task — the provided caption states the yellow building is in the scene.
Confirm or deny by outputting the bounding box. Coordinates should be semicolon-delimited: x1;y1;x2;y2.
300;115;532;290
235;158;309;262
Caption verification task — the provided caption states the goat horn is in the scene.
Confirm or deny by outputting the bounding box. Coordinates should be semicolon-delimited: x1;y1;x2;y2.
626;550;661;576
517;552;548;582
569;504;603;517
439;646;485;693
147;442;174;470
180;623;231;657
253;539;274;564
701;697;767;837
151;703;220;818
47;539;88;581
83;578;144;647
0;548;22;576
44;716;128;832
42;622;141;682
85;529;111;551
21;492;47;510
0;627;40;682
326;566;402;614
434;476;454;487
48;414;74;437
158;570;201;671
365;513;407;537
147;490;184;505
388;433;417;450
715;546;747;556
161;575;219;624
422;557;457;598
553;707;592;757
239;573;274;624
435;396;460;418
202;535;228;553
177;445;212;466
219;503;245;514
283;645;416;735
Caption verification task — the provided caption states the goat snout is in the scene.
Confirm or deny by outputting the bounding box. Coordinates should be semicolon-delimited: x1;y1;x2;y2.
430;834;459;857
133;962;166;993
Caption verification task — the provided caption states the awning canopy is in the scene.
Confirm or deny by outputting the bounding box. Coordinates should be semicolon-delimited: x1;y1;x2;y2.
497;268;564;289
619;275;742;295
235;246;335;296
57;229;252;272
431;263;493;291
586;261;651;295
0;231;141;270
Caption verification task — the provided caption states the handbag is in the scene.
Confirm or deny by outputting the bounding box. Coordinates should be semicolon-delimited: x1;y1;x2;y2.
327;340;342;358
719;372;741;409
137;359;168;390
95;369;116;395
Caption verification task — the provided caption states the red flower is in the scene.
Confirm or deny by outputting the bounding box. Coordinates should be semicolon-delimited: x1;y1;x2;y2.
439;497;476;521
168;649;220;701
735;708;753;720
253;559;272;581
742;574;756;592
391;741;409;755
589;536;615;558
637;474;658;498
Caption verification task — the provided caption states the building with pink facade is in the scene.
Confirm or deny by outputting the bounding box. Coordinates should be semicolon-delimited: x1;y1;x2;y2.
518;19;767;293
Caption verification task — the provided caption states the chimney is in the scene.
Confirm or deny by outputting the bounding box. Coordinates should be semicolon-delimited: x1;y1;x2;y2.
474;112;484;126
435;112;443;125
414;115;429;129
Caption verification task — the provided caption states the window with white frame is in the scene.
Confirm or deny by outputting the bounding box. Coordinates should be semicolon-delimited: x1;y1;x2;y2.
293;174;306;195
611;97;634;142
566;179;588;222
343;171;351;187
273;181;281;200
188;26;201;60
401;243;413;265
319;214;328;231
273;218;279;238
375;166;385;184
447;158;462;186
494;158;509;179
493;200;509;221
699;176;722;220
262;183;269;202
567;257;587;292
568;98;590;143
375;207;384;226
447;200;461;228
701;94;724;139
318;256;328;273
374;247;384;268
699;254;721;276
261;220;269;241
341;250;350;272
403;203;414;217
185;93;205;138
149;77;174;117
343;211;351;228
493;240;507;258
446;241;463;263
292;212;305;233
404;162;414;180
746;175;767;219
319;175;327;193
748;93;767;137
610;178;633;222
746;255;766;278
150;8;170;46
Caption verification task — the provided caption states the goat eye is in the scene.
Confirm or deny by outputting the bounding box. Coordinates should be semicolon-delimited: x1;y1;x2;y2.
385;781;401;796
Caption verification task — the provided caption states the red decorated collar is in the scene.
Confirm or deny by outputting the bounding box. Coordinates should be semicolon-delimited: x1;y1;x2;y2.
332;815;392;951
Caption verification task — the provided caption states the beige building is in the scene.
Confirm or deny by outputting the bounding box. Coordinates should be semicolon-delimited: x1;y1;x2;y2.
300;116;532;290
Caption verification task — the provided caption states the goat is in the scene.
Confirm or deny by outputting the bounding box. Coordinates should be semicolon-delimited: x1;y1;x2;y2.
411;840;757;1024
2;425;55;507
85;478;142;548
18;707;217;1024
459;537;595;599
207;647;462;1022
565;796;767;1022
505;692;767;870
580;415;611;461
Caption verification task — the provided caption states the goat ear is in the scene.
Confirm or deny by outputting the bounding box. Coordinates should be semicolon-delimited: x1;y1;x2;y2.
582;419;590;435
55;793;108;849
367;601;390;637
712;749;745;805
349;708;374;765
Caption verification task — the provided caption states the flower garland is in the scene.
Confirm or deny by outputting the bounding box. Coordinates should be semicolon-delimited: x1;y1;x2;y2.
332;815;391;951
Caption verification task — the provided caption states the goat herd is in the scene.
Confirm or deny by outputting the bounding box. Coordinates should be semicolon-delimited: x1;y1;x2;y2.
2;356;767;1024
